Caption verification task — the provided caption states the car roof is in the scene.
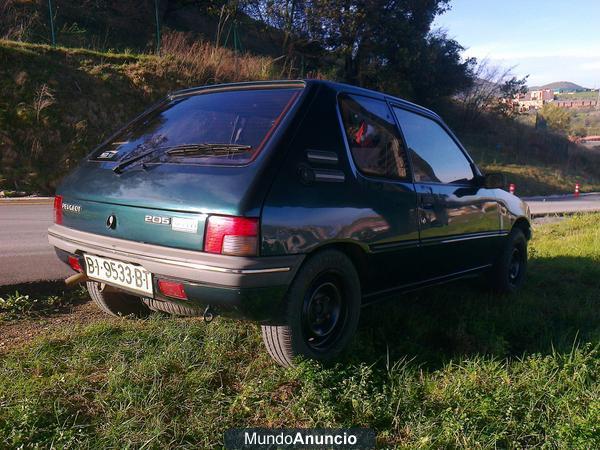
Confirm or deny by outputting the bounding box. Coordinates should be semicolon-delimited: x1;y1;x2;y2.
168;79;441;121
308;79;440;119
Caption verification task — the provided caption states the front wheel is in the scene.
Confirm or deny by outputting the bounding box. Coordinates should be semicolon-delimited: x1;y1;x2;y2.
487;228;528;294
261;250;361;367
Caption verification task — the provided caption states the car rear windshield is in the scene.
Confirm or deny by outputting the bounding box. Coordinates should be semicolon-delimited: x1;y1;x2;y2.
90;87;302;166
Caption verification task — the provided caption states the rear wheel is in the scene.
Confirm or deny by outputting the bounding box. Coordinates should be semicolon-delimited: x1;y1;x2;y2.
487;228;528;294
86;281;150;317
261;250;361;367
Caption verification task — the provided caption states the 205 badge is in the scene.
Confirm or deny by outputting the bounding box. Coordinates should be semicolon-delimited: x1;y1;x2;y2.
144;215;199;234
144;215;171;225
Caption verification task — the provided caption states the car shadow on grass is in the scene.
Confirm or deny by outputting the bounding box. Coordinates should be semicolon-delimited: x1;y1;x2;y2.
350;255;600;369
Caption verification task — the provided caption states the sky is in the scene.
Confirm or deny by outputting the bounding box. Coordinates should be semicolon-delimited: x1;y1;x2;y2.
433;0;600;88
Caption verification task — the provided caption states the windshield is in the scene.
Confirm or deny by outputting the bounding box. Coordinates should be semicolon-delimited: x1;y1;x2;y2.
91;87;302;166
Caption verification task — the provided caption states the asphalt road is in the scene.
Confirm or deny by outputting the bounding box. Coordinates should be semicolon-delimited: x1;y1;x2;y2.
0;193;599;286
0;202;71;286
524;192;600;216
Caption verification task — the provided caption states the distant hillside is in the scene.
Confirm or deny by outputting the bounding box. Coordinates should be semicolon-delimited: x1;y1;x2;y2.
475;77;502;94
0;0;323;70
530;81;588;92
0;39;273;192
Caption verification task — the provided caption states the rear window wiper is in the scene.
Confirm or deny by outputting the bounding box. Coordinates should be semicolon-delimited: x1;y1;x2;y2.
166;143;252;157
112;147;163;174
112;143;253;173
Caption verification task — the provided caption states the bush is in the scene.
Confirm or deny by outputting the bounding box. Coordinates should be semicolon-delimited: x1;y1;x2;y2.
539;103;572;133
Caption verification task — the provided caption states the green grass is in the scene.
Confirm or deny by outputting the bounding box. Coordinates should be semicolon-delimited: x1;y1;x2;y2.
556;91;599;101
0;215;599;448
465;136;600;196
0;284;86;321
480;163;600;196
571;109;600;137
455;108;600;196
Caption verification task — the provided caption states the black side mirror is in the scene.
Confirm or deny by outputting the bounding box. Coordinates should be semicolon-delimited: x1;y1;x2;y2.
482;172;506;189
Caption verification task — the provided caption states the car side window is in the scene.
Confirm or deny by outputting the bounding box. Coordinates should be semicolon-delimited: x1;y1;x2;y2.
393;107;474;184
339;95;409;180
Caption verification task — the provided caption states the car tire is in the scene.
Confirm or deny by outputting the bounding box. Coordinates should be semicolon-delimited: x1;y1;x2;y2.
141;297;203;316
261;249;361;367
488;228;528;294
86;281;151;317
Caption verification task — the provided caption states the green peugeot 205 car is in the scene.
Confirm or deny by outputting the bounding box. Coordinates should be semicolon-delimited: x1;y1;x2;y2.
48;79;531;366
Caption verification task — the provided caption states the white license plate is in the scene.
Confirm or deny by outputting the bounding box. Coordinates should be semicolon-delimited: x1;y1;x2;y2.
83;254;153;296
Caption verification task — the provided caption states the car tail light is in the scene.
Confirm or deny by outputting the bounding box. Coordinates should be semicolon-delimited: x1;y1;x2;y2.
68;255;82;272
53;195;63;224
158;279;188;300
204;215;258;256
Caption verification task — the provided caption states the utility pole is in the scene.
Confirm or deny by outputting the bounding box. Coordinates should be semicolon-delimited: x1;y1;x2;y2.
154;0;161;55
48;0;56;46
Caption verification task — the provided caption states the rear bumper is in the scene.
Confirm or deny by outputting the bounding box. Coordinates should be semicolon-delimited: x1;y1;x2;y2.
48;225;304;322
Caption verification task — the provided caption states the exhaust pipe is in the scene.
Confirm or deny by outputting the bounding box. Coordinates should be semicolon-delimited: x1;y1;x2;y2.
65;272;89;286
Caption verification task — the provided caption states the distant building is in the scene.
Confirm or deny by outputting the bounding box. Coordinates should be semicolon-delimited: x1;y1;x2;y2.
530;89;554;101
513;89;554;112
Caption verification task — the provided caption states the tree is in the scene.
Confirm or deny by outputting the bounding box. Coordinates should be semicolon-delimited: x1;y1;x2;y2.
243;0;475;103
401;30;475;105
243;0;310;48
242;0;325;76
539;103;571;134
494;75;528;117
457;59;528;125
302;0;469;103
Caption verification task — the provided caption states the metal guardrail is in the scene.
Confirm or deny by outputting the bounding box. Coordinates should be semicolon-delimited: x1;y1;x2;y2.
0;197;53;205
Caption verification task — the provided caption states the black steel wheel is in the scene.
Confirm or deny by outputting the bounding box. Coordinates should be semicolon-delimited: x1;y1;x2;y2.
302;273;348;352
508;247;524;287
261;249;361;367
487;228;528;294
